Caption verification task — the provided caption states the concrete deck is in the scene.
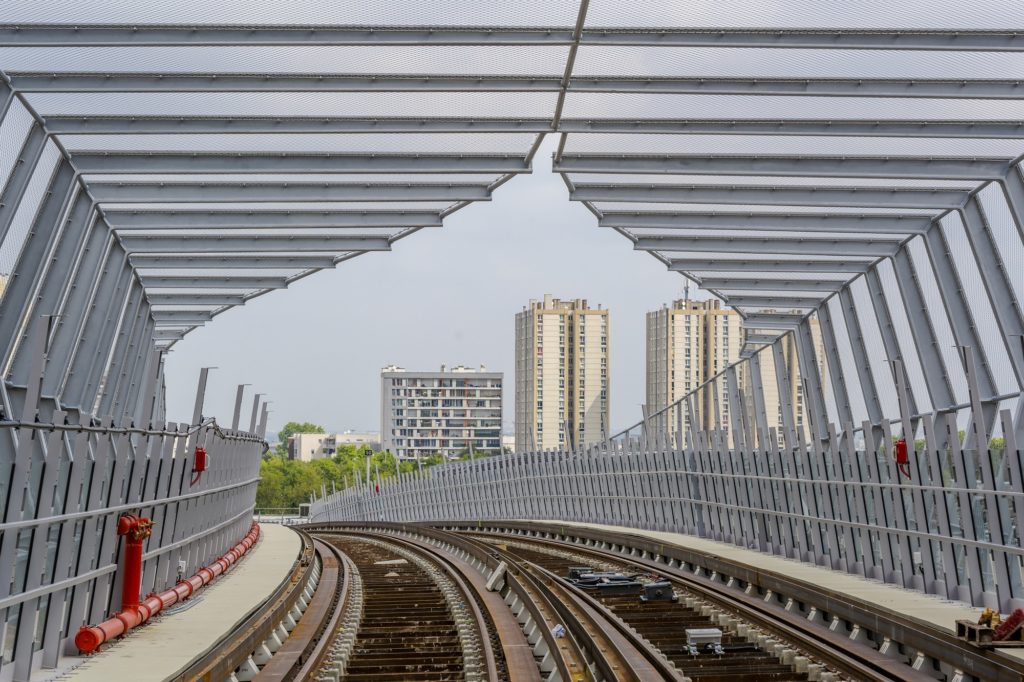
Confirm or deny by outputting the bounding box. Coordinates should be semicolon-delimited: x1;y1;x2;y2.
59;523;301;681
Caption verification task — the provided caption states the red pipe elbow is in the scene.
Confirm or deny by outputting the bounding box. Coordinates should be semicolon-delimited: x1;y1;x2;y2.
76;522;261;654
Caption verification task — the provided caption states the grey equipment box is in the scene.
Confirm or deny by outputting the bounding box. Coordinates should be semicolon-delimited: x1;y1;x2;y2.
685;628;723;647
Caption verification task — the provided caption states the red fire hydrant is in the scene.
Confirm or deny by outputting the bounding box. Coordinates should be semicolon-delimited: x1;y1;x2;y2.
894;438;911;479
117;514;154;614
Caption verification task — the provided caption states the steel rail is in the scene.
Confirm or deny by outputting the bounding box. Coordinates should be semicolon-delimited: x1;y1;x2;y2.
255;538;347;681
316;530;502;681
312;526;587;681
171;528;316;682
469;530;916;682
483;541;682;681
463;523;1024;682
347;531;543;681
439;527;682;681
518;560;662;681
309;524;682;681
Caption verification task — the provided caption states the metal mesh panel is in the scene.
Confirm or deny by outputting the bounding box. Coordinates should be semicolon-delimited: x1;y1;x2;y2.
561;92;1024;121
977;182;1024;306
4;0;583;25
0;145;62;286
0;45;572;74
28;91;562;118
585;0;1024;29
562;132;1024;157
941;213;1018;396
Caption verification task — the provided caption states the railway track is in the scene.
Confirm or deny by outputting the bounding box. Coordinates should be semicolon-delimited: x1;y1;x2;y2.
305;528;682;681
320;535;486;681
486;538;811;682
463;530;922;682
244;521;1024;682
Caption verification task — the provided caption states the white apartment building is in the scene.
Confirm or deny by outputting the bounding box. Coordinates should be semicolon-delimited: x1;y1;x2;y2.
380;364;502;460
288;432;377;462
515;295;609;452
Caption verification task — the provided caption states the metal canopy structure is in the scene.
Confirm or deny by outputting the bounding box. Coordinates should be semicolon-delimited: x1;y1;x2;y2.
1;2;1024;678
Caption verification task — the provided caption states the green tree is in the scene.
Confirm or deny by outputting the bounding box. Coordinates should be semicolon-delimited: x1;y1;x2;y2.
255;446;456;511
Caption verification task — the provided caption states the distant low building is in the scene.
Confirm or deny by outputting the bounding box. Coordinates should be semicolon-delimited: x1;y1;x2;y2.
381;364;503;460
288;432;379;462
334;431;381;449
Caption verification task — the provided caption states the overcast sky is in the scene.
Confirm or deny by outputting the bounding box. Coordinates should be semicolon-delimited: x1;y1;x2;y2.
163;136;701;436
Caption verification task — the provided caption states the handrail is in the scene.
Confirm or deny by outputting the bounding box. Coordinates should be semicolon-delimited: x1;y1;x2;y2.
0;415;266;444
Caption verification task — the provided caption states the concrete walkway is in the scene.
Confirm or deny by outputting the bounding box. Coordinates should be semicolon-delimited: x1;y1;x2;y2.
59;523;301;681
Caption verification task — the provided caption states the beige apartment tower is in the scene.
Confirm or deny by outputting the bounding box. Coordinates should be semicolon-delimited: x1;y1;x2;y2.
515;296;609;452
648;299;828;445
752;317;827;445
645;299;744;439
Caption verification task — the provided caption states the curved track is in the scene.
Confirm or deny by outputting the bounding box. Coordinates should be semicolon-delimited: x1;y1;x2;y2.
245;521;1024;682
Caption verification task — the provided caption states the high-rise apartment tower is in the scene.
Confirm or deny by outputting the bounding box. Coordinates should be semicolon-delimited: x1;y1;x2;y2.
645;299;743;439
515;295;609;451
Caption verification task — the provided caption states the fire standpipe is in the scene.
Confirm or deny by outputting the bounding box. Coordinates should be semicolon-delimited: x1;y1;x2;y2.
75;517;261;654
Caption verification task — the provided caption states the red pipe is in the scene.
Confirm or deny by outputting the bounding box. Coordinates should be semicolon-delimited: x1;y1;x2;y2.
75;522;261;654
117;514;153;614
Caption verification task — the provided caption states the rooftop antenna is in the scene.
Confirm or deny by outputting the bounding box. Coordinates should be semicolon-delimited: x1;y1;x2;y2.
684;282;691;301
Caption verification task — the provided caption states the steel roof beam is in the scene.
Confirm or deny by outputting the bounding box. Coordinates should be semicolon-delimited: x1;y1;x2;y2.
46;116;1024;139
568;77;1024;99
150;310;214;323
744;333;786;344
559;119;1024;138
152;329;191;341
153;321;207;330
743;312;810;326
9;73;563;93
17;74;1024;99
4;26;1022;51
703;278;848;292
575;184;968;209
147;293;246;306
556;154;1010;180
634;235;901;257
103;209;442;229
130;254;339;269
740;319;801;330
139;275;289;289
118;234;391;253
727;295;826;308
47;116;554;135
71;152;530;174
667;258;875;274
600;211;932;234
88;181;490;203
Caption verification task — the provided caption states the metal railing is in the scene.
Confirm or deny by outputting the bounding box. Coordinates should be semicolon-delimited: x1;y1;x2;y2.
0;414;263;678
312;409;1024;614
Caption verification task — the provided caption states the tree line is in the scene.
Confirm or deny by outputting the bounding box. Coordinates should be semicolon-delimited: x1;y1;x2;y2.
255;421;447;510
